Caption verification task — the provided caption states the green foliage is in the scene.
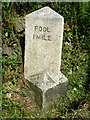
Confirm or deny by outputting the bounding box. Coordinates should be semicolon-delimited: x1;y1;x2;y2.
2;2;90;119
2;97;28;118
2;55;22;85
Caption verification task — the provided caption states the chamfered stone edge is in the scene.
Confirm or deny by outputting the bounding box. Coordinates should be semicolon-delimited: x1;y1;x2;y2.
25;72;68;111
25;6;64;23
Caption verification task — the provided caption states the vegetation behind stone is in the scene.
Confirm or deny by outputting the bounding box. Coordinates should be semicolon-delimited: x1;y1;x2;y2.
2;2;90;119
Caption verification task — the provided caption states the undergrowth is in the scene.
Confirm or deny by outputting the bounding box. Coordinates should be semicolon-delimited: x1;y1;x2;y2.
2;2;90;119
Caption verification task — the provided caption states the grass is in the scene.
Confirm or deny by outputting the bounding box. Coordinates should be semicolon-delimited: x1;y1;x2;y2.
2;2;90;119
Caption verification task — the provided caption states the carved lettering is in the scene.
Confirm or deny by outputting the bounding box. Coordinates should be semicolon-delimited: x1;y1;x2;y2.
33;25;51;41
34;26;50;32
33;34;51;41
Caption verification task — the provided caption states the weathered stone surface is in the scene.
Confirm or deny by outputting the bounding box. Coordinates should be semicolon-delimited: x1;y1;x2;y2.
26;72;68;111
24;6;68;111
25;7;64;83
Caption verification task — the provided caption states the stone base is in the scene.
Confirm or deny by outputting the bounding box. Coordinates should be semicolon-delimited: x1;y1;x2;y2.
25;72;68;112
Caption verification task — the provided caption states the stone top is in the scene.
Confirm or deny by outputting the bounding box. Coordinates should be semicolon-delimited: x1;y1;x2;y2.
25;6;64;23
